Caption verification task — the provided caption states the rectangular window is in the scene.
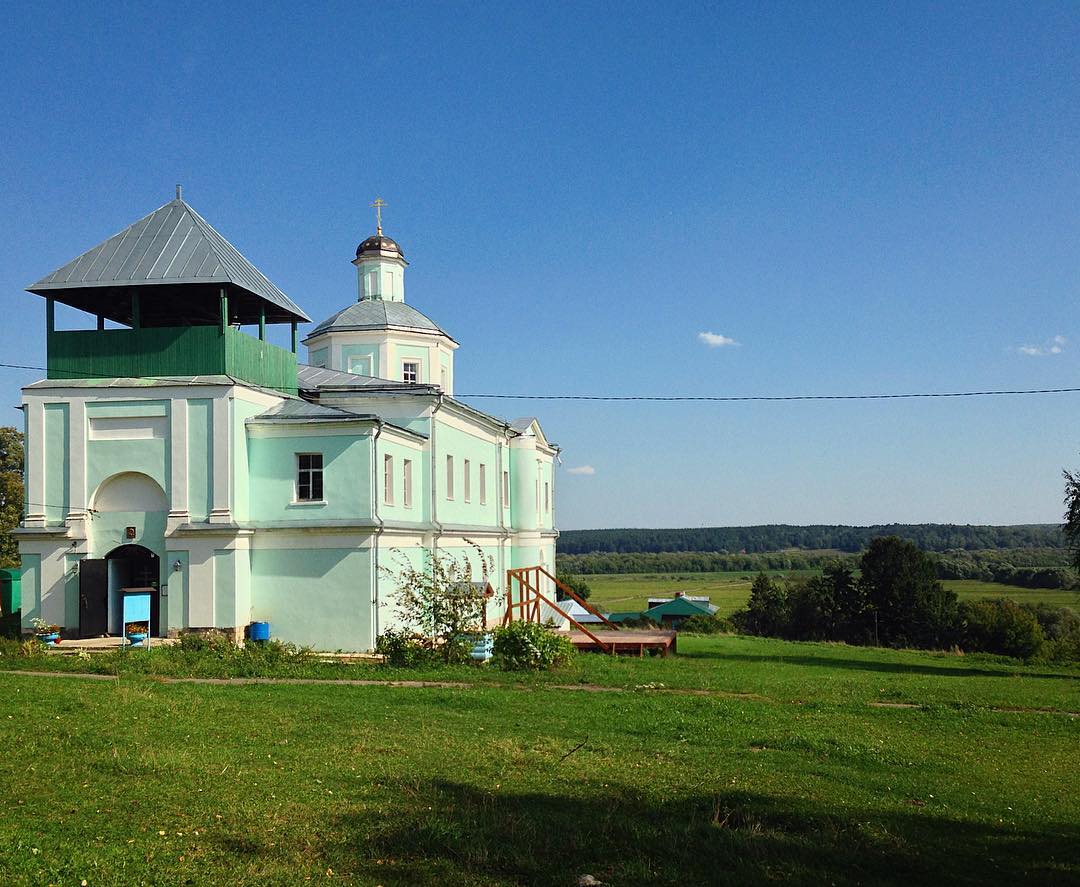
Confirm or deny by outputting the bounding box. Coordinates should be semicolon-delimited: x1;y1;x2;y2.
464;459;471;503
383;453;393;505
502;470;510;508
403;458;413;508
440;367;448;390
544;481;549;513
296;453;324;502
348;356;371;376
446;455;454;500
479;464;487;506
402;361;419;384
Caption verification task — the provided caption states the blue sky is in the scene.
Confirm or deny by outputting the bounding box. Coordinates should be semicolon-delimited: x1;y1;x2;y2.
2;1;1079;529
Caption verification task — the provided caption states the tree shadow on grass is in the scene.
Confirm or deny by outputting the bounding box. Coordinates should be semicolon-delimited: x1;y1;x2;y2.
684;649;1079;681
328;780;1080;887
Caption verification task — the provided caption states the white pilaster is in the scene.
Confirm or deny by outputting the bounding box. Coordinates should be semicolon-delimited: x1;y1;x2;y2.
208;396;232;524
24;401;45;528
65;400;87;537
168;398;190;531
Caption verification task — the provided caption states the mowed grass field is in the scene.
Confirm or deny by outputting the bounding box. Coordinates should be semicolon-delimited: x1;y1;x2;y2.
1;636;1078;885
583;571;1080;615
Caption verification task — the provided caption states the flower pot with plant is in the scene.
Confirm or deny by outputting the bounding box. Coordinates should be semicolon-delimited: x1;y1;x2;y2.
30;617;62;646
125;622;149;647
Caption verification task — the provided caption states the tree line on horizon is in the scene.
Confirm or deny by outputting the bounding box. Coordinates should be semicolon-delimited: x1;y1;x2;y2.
557;523;1064;556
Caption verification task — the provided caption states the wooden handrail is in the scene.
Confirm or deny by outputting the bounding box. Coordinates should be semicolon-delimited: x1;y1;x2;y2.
504;565;619;652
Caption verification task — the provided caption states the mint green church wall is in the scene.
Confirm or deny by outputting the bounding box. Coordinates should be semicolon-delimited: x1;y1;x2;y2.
251;547;373;649
214;549;236;628
89;510;168;564
232;398;265;522
167;551;188;631
341;344;379;376
378;439;427;523
395;344;428;383
44;403;69;524
509;448;538;531
187;399;212;522
19;554;40;622
437;422;501;527
86;400;170;499
247;431;372;522
539;460;554;530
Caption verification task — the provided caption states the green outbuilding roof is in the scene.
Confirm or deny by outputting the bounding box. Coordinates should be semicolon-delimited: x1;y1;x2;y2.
641;597;718;620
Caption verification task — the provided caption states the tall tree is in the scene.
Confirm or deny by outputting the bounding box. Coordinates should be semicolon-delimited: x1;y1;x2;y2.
1062;469;1080;573
0;427;23;569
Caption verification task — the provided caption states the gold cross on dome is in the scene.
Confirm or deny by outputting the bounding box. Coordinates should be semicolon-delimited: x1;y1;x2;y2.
371;197;387;235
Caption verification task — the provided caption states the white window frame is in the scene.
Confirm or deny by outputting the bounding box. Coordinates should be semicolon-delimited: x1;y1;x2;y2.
403;458;413;508
479;464;487;506
402;360;420;384
464;459;471;503
446;455;454;500
383;453;394;505
295;452;325;503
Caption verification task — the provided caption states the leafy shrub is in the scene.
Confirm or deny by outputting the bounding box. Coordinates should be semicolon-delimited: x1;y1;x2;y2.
678;614;733;634
617;615;660;630
556;573;592;601
492;621;575;671
960;598;1045;661
1022;603;1080;664
374;628;439;667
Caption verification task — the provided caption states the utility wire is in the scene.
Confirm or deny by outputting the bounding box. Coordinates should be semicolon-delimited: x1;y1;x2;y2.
2;360;1078;404
456;387;1080;401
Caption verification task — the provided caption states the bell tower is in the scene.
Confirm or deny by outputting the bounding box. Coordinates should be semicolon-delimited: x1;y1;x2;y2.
353;197;407;302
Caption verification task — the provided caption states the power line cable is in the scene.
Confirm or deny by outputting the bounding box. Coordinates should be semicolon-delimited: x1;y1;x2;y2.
1;360;1078;404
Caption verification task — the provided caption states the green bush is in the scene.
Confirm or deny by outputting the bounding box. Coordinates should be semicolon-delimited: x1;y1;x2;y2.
492;621;575;671
678;614;733;634
1022;603;1080;664
374;628;439;667
961;598;1045;661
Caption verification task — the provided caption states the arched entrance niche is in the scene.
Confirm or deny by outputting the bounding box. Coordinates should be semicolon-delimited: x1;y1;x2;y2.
79;473;168;638
105;544;161;637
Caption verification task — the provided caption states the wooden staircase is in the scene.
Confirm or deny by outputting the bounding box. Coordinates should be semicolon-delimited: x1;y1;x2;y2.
503;566;676;656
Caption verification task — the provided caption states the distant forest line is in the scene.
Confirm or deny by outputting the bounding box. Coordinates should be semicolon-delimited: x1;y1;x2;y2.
557;524;1065;556
557;547;1077;589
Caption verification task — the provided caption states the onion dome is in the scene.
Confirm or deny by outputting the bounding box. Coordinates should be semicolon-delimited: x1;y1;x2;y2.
356;234;404;259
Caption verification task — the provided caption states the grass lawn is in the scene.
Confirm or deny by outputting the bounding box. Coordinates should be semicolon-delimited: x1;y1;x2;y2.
582;571;1080;616
0;636;1078;885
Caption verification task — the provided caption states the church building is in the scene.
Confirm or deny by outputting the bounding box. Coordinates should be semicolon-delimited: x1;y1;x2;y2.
14;192;558;650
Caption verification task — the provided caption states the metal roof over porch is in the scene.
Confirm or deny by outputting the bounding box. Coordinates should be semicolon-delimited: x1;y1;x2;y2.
27;191;310;326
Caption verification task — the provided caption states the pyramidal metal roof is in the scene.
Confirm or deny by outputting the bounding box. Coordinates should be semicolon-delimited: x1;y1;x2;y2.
27;193;310;323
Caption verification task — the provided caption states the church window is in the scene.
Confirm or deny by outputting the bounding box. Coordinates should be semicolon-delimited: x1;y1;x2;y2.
440;367;448;390
446;455;455;500
348;356;371;376
296;453;324;502
383;454;394;505
502;470;510;508
464;459;471;502
479;464;487;505
403;459;413;508
403;361;419;383
544;482;549;513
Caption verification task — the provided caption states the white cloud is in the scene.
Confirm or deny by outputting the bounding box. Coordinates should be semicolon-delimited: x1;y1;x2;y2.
566;465;596;476
698;331;739;348
1017;335;1066;356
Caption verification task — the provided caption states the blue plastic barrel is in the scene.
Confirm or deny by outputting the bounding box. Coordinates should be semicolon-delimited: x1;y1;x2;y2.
249;621;270;642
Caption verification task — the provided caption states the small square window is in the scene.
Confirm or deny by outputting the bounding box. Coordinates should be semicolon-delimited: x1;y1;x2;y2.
403;361;419;384
297;453;324;502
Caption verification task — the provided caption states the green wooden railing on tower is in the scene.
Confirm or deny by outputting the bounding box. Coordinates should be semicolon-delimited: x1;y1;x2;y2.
46;325;297;393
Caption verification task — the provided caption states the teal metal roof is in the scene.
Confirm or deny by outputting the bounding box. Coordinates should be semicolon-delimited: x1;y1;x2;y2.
28;194;310;324
642;597;718;620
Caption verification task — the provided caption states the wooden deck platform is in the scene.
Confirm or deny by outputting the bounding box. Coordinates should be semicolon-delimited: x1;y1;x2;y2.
557;629;677;656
